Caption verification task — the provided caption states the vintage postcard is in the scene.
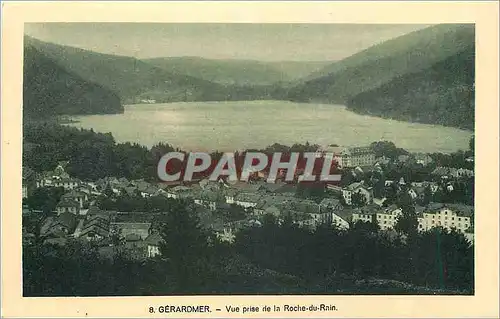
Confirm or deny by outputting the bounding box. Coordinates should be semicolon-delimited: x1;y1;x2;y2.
1;1;499;318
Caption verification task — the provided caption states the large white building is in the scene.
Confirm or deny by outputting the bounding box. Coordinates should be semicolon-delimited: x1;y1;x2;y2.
351;204;474;242
318;146;376;168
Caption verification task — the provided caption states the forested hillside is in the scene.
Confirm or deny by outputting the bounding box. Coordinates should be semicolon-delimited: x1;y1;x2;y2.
23;45;123;117
145;56;330;86
347;46;475;130
287;24;475;129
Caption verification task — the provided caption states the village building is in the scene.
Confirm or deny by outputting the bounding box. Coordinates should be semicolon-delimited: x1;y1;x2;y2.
40;212;78;239
61;190;89;208
144;232;163;258
317;145;376;168
343;181;373;205
234;192;262;208
351;205;380;224
224;188;239;204
110;222;151;240
22;166;36;198
56;199;80;215
194;189;222;211
253;194;291;217
164;185;192;199
417;204;473;235
77;215;111;242
412;153;434;166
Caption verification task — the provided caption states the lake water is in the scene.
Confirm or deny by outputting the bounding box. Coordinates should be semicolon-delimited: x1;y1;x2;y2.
67;101;473;154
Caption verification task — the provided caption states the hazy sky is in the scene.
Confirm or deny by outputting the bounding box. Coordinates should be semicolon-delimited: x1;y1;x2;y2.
25;23;430;61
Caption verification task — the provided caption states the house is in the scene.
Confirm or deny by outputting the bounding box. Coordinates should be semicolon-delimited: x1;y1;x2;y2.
318;146;375;168
431;167;461;180
417;204;473;234
374;206;403;231
412;153;434;166
194;190;222;211
22;185;29;199
351;205;380;224
453;168;474;178
110;222;151;240
22;167;36;198
343;182;373;205
61;190;88;208
78;215;111;242
164;185;192;199
280;199;319;216
254;195;292;215
40;212;78;238
234;192;262;208
332;209;352;229
56;199;80;215
342;147;376;168
144;233;163;258
224;188;240;204
53;177;81;191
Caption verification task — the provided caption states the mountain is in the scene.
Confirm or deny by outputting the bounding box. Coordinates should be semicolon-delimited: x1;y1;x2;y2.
24;36;228;104
143;57;331;86
347;45;475;130
23;44;123;117
290;24;475;103
287;24;475;129
24;36;293;104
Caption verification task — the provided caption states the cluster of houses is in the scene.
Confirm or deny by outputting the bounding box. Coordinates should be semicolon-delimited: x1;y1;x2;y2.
22;146;476;260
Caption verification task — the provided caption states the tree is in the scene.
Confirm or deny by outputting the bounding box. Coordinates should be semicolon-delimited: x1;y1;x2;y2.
394;205;419;237
422;185;433;206
351;191;367;208
158;200;211;293
103;183;114;198
370;141;408;160
26;187;64;214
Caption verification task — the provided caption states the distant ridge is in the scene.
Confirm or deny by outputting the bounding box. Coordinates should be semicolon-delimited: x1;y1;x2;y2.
144;56;331;86
287;24;475;130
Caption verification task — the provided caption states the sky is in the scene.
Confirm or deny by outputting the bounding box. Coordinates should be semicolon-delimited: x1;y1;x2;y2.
24;23;430;61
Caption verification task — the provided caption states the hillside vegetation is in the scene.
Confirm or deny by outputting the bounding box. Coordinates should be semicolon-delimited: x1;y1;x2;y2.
287;24;475;129
25;36;228;104
347;46;475;130
145;56;330;86
23;44;123;117
25;36;291;104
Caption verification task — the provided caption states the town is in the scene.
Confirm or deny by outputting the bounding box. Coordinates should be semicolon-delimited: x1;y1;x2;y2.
22;142;475;262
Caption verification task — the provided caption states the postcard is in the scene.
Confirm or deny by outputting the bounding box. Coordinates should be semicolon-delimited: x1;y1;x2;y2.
1;1;499;318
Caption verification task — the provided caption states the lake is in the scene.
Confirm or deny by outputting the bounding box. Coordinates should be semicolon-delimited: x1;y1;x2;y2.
67;101;473;154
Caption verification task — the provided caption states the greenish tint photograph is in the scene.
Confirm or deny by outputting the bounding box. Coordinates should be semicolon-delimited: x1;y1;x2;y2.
22;22;476;297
